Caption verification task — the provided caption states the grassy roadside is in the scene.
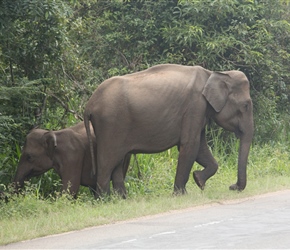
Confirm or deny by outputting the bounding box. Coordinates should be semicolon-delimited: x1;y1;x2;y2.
1;141;289;246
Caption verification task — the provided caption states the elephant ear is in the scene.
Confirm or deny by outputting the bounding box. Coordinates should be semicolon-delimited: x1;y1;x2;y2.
42;131;57;158
202;72;230;112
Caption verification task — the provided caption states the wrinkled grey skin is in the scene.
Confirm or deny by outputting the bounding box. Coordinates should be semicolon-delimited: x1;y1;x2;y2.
84;64;254;197
14;122;131;197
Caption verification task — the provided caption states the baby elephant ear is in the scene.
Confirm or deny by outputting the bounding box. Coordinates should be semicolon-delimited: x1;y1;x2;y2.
202;72;230;112
42;131;57;158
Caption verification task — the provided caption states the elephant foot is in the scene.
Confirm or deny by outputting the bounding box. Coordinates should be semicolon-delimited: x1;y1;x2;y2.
118;190;127;199
173;186;187;196
193;171;205;190
112;190;127;199
229;183;245;191
112;183;127;199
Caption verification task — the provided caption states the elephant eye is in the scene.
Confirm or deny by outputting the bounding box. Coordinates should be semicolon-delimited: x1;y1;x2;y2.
26;154;33;162
241;100;251;113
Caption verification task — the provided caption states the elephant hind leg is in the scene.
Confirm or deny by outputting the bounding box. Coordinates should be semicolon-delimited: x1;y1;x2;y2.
111;157;128;199
95;147;128;198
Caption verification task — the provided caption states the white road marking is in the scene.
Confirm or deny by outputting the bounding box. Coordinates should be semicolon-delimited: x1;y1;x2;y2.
119;239;137;244
149;231;176;239
194;218;234;228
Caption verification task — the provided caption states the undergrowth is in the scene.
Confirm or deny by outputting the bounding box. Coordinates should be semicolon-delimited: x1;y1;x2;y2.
0;137;290;245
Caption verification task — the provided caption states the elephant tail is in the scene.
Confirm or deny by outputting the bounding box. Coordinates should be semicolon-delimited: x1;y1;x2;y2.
84;112;97;177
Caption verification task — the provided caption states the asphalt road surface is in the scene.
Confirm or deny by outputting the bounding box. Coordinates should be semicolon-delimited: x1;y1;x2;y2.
2;190;290;249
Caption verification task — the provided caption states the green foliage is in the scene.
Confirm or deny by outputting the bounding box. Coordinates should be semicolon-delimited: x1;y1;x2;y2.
0;0;290;195
126;150;178;196
0;0;71;80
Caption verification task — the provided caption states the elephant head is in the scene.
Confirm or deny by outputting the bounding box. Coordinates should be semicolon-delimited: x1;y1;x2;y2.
202;70;254;190
13;129;57;189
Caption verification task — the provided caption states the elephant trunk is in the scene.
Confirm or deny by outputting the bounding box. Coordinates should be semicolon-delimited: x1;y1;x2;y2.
13;173;25;191
13;163;30;191
230;123;254;191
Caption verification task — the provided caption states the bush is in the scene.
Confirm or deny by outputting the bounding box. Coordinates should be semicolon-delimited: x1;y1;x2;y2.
1;0;290;194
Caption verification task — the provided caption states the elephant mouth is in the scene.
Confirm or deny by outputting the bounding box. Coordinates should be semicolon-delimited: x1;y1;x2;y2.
27;170;46;179
234;128;243;139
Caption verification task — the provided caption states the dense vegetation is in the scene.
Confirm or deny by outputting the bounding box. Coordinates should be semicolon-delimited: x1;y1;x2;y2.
0;0;290;245
1;0;290;196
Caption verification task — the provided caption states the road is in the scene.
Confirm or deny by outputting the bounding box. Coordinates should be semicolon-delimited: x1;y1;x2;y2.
2;190;290;249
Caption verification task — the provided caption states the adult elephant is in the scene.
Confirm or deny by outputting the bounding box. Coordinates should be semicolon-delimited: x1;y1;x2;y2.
13;122;131;197
84;64;254;197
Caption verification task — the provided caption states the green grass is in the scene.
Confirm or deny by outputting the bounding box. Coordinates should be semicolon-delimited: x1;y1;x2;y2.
1;141;290;246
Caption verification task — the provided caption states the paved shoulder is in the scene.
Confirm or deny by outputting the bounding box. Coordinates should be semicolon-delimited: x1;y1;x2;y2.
2;190;290;249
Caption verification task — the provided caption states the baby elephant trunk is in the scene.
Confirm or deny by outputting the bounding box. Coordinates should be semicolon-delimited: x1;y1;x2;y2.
13;161;29;191
13;173;25;191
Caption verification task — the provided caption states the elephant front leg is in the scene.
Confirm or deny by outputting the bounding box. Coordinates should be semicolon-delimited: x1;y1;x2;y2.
174;141;200;195
193;130;218;190
61;178;80;198
59;167;80;198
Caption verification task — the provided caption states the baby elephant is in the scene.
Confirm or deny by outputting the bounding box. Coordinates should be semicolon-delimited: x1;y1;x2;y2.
14;122;131;197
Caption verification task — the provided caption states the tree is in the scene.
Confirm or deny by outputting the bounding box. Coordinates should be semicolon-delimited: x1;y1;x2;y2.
1;0;290;192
